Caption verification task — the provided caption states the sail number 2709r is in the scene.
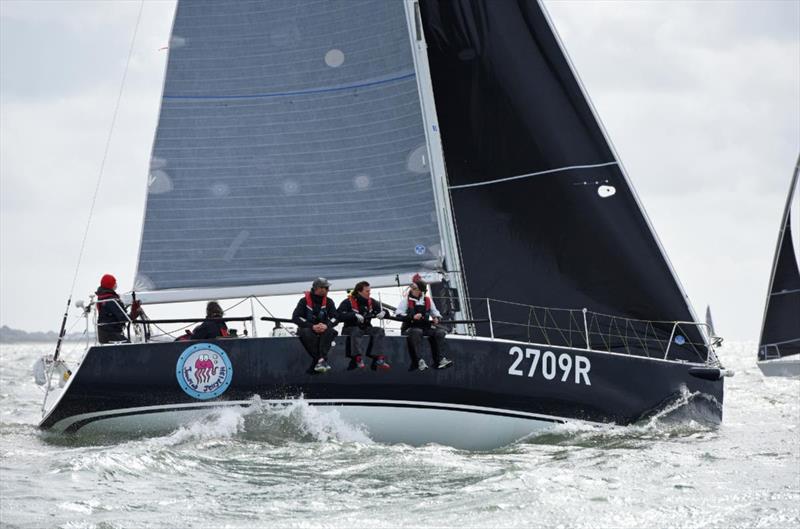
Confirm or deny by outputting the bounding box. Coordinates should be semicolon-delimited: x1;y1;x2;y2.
507;346;591;385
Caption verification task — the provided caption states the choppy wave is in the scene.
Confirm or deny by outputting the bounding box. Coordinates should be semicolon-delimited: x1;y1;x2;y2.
1;341;798;529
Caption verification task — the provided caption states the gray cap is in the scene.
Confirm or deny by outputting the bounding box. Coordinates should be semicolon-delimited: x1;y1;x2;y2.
311;277;331;289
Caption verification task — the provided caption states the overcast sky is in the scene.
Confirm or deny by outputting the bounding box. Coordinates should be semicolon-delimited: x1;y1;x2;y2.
1;0;798;343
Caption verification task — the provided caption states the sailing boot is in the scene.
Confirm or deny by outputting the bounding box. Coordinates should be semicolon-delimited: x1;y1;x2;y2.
436;358;453;370
372;355;391;371
314;357;332;373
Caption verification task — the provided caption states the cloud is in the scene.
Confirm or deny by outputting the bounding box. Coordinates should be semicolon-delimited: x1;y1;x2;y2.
0;0;797;344
1;0;174;330
545;0;799;340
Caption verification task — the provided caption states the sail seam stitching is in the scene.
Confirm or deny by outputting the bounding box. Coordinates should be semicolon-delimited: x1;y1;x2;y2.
162;72;416;100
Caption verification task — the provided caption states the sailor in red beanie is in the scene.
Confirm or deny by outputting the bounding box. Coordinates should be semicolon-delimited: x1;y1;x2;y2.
100;274;117;290
95;274;129;343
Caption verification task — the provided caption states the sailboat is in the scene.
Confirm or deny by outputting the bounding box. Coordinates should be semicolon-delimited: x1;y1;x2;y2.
705;305;715;338
757;155;800;377
38;0;730;449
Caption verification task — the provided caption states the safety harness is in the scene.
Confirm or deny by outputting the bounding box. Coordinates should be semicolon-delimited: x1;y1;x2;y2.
349;295;373;313
304;291;329;323
407;296;432;317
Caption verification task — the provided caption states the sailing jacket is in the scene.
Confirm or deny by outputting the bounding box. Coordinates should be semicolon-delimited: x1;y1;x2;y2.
190;319;229;340
395;294;441;332
95;287;128;337
337;294;384;330
292;292;338;329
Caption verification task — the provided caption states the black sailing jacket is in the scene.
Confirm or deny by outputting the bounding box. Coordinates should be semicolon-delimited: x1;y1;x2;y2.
337;294;383;330
191;319;229;340
291;292;338;329
95;287;128;337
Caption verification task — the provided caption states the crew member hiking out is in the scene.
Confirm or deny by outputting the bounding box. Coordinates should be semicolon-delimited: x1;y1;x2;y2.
337;281;390;370
292;277;338;373
95;274;130;344
395;276;453;371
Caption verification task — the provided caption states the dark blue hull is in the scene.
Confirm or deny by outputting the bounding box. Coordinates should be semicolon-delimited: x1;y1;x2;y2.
40;335;724;442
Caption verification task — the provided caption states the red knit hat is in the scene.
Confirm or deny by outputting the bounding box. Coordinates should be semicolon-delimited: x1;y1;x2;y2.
100;274;117;290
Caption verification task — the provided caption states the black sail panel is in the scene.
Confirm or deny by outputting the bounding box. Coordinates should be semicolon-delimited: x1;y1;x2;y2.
420;0;706;361
759;212;800;359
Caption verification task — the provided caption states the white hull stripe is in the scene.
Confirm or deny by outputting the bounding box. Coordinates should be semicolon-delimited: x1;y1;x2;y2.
49;399;582;433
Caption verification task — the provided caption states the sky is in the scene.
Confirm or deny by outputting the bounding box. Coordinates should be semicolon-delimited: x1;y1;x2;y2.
0;0;798;343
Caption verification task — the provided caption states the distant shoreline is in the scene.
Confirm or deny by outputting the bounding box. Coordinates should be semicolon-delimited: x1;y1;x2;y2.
0;325;92;343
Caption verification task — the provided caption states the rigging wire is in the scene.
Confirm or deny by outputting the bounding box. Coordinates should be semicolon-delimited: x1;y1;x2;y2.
51;1;144;372
145;296;256;340
66;0;145;301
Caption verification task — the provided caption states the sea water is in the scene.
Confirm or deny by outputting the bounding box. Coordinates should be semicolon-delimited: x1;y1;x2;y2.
0;342;798;529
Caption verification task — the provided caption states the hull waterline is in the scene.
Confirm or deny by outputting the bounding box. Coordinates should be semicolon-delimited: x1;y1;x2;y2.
757;357;800;377
40;335;725;449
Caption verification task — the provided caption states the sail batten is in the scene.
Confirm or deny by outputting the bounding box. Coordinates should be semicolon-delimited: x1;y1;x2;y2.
129;272;420;305
449;162;619;190
162;73;416;100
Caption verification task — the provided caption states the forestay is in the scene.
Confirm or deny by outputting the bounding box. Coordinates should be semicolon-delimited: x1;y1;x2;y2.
134;0;443;301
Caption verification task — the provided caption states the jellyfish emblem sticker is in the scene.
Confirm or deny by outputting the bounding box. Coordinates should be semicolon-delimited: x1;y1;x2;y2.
414;244;426;255
176;343;233;400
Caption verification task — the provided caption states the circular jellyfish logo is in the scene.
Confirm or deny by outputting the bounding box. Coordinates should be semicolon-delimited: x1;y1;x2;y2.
414;244;426;255
176;343;233;400
674;335;686;346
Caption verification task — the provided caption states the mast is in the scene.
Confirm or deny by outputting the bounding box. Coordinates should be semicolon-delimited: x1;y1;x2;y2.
758;153;800;358
402;0;472;329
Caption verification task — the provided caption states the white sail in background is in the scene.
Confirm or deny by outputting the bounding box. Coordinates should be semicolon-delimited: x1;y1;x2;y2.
758;155;800;360
705;305;715;337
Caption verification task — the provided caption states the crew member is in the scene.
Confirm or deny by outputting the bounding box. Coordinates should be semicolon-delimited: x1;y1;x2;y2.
95;274;129;344
395;276;453;370
189;301;230;340
292;277;338;373
338;281;390;370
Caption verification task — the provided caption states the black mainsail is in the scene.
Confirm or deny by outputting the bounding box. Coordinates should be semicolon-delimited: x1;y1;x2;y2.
419;0;707;361
758;156;800;362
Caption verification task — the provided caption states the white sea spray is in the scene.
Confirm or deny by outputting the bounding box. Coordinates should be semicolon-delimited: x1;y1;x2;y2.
0;341;797;529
